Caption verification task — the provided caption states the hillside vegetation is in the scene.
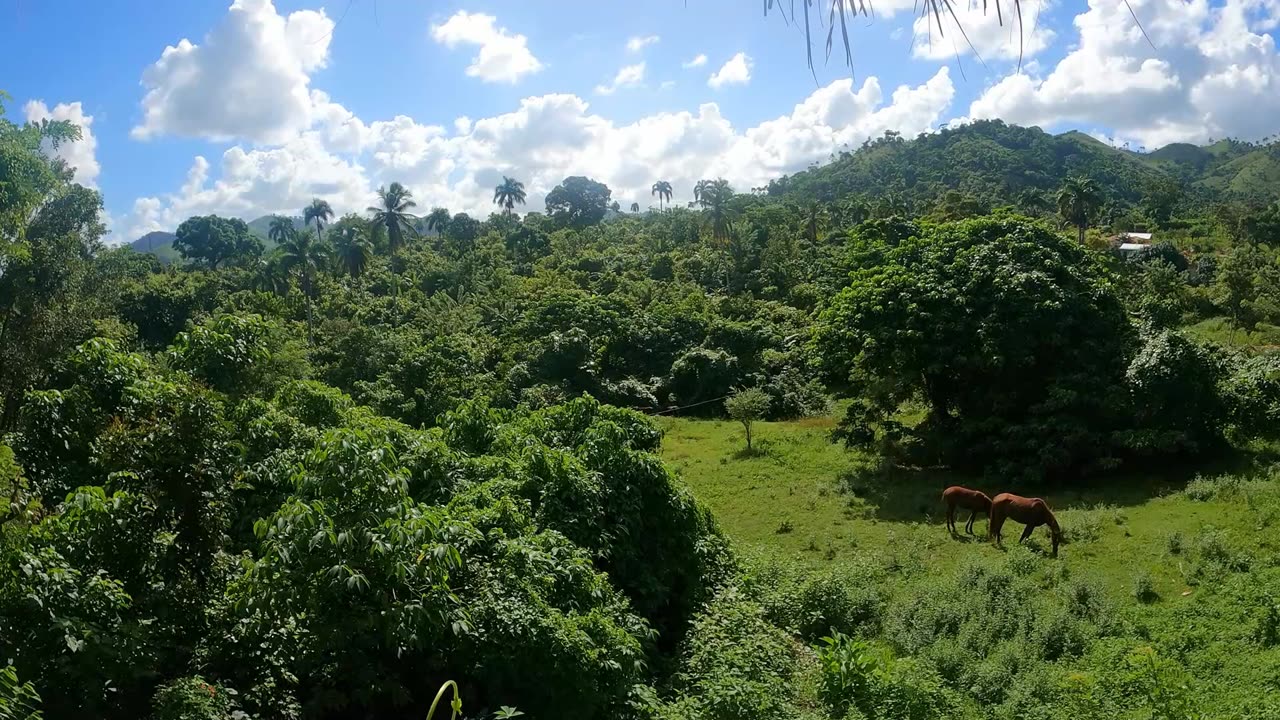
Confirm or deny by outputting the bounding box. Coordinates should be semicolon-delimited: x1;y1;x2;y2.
4;98;1280;720
767;120;1280;217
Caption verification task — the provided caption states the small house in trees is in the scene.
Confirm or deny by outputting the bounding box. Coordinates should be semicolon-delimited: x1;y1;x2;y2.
1113;231;1153;257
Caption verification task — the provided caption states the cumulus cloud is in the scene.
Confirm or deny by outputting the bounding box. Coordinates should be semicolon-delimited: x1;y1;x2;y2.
911;0;1055;61
431;11;543;83
117;130;372;241
24;100;100;188
626;35;660;52
132;0;333;144
682;53;708;68
965;0;1280;147
708;52;752;88
595;62;646;95
115;69;954;240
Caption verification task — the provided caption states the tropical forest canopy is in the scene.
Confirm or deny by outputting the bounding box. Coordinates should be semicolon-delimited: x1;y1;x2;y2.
3;100;1280;720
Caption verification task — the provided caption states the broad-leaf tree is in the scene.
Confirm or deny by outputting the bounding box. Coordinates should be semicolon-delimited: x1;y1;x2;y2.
0;105;108;429
369;182;418;253
814;216;1134;478
547;176;612;229
172;215;262;269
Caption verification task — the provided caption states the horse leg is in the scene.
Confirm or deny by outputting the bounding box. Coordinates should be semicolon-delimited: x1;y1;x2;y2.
1019;523;1036;544
946;504;956;535
965;510;976;535
990;513;1003;547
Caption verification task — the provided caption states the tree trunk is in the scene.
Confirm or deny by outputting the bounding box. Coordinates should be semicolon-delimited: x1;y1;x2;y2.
745;422;753;450
1077;224;1086;245
303;272;314;343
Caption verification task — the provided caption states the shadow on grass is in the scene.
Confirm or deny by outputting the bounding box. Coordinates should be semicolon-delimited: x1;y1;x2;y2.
730;445;771;460
837;443;1280;525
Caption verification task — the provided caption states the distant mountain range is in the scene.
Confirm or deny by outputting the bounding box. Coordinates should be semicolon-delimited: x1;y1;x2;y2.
126;122;1280;259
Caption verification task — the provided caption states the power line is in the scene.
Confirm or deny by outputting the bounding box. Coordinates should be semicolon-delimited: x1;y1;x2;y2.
634;393;732;417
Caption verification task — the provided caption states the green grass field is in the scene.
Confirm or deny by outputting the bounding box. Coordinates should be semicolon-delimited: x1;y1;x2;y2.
660;414;1280;600
660;415;1280;714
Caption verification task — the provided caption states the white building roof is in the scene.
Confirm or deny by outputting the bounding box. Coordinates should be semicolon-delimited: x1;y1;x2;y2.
1118;243;1151;252
1123;232;1154;241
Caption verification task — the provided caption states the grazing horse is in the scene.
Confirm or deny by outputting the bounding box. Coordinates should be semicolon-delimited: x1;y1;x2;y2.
942;486;993;536
990;493;1062;557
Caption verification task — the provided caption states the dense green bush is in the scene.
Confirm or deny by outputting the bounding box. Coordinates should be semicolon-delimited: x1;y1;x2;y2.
657;590;799;720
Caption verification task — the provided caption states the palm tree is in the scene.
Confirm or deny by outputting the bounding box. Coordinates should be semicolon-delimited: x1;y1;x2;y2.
630;202;640;213
693;179;711;205
332;225;373;279
651;180;673;211
278;229;329;340
368;182;418;253
425;207;451;236
1018;188;1052;216
251;253;289;296
493;177;527;215
699;178;735;241
268;215;295;247
303;199;334;244
802;200;825;243
1056;176;1104;244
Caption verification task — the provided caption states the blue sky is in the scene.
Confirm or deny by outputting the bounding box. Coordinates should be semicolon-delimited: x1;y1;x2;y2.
3;0;1279;242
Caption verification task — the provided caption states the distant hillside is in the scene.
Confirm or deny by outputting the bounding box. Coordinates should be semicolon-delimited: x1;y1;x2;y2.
770;119;1280;209
246;215;304;244
127;231;179;263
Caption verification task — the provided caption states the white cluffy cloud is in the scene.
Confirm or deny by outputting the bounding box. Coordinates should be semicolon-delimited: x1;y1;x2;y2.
595;62;646;95
116;68;955;241
708;52;752;88
431;11;544;83
965;0;1280;148
24;100;101;188
683;53;708;68
132;0;334;144
626;35;660;52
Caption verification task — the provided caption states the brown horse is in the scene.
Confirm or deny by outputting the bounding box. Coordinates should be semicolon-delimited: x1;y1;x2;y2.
942;486;993;536
990;493;1062;557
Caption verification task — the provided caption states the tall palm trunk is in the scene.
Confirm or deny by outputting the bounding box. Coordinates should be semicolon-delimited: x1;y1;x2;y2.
1077;224;1086;244
302;271;314;343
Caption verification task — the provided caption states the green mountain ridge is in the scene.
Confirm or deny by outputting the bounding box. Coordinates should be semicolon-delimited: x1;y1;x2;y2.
769;119;1280;209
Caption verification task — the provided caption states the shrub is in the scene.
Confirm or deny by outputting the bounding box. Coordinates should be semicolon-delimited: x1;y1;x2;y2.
1254;598;1280;647
665;590;798;720
816;632;889;716
1184;475;1218;501
1132;572;1159;604
1166;530;1185;555
1004;545;1039;577
150;677;237;720
0;666;41;720
1119;327;1229;456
